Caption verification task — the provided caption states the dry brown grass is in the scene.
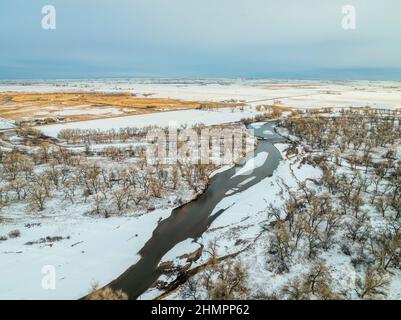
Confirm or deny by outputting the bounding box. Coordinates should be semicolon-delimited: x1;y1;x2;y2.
87;285;128;300
8;229;21;238
0;91;238;123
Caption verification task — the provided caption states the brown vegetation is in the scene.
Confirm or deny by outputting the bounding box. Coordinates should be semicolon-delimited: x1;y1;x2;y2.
87;284;128;300
0;92;238;123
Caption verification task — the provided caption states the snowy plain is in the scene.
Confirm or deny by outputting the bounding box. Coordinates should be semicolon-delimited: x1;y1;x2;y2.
1;79;401;300
1;79;400;109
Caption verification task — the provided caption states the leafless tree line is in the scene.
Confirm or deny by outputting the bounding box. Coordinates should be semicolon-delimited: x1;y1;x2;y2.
0;143;215;216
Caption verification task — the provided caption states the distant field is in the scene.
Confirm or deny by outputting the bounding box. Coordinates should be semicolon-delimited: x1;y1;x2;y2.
0;92;237;123
1;80;400;126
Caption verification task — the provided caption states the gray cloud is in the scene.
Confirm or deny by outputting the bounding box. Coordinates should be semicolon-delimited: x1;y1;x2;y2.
0;0;400;78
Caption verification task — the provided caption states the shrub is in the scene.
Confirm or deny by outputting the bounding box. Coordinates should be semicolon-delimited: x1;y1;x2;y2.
87;285;128;300
8;230;21;238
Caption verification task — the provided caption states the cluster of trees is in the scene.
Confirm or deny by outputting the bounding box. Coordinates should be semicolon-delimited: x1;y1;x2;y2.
262;109;401;299
2;120;253;220
266;183;343;273
182;243;249;300
279;261;390;300
58;127;149;144
240;105;285;124
87;284;128;300
179;109;400;300
58;123;253;166
265;179;399;299
58;123;243;146
0;140;215;216
283;109;400;152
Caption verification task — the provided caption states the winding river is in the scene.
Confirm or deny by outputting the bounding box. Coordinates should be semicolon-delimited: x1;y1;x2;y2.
107;121;287;299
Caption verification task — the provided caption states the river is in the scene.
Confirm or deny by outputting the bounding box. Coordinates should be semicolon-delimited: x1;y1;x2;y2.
107;121;287;299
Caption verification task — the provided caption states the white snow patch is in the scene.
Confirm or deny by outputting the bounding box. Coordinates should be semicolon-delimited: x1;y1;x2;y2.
232;152;268;177
0;209;171;300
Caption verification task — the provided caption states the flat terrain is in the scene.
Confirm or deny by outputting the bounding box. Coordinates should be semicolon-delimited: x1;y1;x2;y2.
0;91;234;123
1;79;400;108
0;79;400;126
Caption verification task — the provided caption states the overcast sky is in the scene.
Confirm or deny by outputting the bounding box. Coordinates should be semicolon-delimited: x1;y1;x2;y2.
0;0;400;79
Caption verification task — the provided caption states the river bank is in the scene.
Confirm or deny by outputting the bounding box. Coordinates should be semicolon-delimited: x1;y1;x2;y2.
138;139;321;299
103;122;290;299
0;118;278;300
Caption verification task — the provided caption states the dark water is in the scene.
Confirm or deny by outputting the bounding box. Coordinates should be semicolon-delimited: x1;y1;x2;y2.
108;122;286;299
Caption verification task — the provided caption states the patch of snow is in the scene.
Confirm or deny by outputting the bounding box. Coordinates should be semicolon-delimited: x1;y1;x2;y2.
232;152;269;177
0;119;16;130
0;209;171;300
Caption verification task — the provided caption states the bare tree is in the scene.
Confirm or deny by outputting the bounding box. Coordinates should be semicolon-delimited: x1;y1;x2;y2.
355;267;389;299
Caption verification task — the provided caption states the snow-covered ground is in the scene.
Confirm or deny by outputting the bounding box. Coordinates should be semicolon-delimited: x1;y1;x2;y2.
0;118;16;130
1;79;400;300
142;135;401;300
0;209;171;300
232;151;269;178
1;79;400;109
